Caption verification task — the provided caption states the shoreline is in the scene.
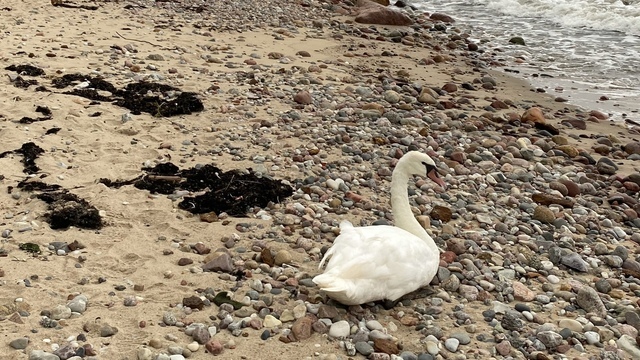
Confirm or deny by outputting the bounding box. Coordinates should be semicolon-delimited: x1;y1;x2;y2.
411;0;640;126
1;1;640;360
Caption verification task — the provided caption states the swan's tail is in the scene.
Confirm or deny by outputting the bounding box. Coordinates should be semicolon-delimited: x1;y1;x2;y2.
313;274;350;294
313;274;359;305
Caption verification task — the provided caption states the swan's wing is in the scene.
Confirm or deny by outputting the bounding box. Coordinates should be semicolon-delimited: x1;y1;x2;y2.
317;224;436;286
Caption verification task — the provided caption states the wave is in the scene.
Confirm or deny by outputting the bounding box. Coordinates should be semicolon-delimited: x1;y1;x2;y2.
476;0;640;36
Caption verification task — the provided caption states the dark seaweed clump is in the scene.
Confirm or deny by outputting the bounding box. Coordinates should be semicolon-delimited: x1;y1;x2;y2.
100;162;293;216
13;76;39;89
5;64;45;76
36;192;103;230
0;142;45;174
113;82;204;117
14;180;101;230
51;73;204;117
19;106;53;124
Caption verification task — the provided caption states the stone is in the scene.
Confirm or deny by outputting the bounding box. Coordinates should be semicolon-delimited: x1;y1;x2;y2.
495;340;511;356
617;335;640;358
444;338;459;352
624;311;640;331
373;338;399;354
558;319;583;332
183;295;204;310
533;205;555;224
556;145;579;158
384;90;401;103
137;347;153;360
205;339;223;355
596;157;618;175
369;353;391;360
501;311;523;331
163;312;177;326
446;238;466;255
522;107;544;123
430;205;452;222
355;0;413;26
51;304;71;320
442;83;457;93
191;326;211;344
537;331;563;349
559;179;580;197
329;320;350;338
624;141;640;155
53;344;75;359
576;287;607;317
355;341;374;356
561;252;589;272
274;250;292;266
458;284;478;301
201;252;234;273
317;305;339;319
512;281;536;301
100;323;119;337
531;193;575;207
509;36;526;45
263;315;282;328
28;350;60;360
441;274;460;292
417;89;438;104
451;332;471;345
595;278;612;293
293;90;312;105
10;337;29;349
430;13;455;23
291;315;315;341
584;331;600;345
67;295;87;313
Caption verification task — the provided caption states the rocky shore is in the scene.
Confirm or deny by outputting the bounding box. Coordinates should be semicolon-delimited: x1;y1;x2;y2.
1;1;640;360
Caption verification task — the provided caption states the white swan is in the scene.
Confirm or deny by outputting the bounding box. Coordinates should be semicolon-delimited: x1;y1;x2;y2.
313;151;446;305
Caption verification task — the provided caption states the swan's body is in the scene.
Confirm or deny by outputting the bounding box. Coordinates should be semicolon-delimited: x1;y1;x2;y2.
313;151;446;305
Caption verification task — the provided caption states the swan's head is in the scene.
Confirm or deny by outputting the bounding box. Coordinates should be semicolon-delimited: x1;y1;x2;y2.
402;151;447;190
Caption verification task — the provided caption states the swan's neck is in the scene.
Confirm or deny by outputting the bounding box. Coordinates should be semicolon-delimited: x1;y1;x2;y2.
390;170;438;253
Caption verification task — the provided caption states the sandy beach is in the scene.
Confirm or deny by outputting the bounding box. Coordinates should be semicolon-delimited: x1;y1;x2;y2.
1;1;640;360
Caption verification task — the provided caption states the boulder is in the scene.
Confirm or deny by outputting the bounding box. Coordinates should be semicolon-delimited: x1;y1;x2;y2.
355;0;413;26
430;13;455;23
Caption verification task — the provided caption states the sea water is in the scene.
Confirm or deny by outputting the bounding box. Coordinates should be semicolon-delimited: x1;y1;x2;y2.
413;0;640;121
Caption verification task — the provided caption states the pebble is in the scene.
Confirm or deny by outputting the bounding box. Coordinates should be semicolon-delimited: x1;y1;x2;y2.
355;341;374;356
263;315;282;328
329;320;350;338
9;337;29;349
444;338;459;352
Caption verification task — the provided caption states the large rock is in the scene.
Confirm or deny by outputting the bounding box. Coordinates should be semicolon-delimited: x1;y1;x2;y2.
624;141;640;155
202;252;234;273
430;13;455;23
521;107;545;124
355;0;413;26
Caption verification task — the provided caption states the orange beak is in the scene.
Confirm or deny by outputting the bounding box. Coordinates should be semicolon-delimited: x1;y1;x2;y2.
427;168;446;190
